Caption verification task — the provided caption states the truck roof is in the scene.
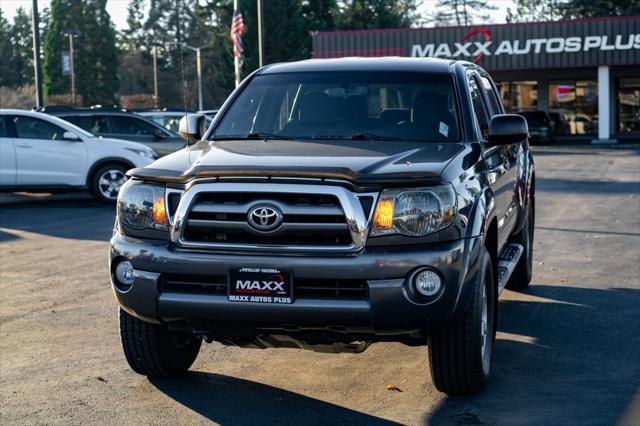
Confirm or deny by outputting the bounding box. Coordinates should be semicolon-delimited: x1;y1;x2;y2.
259;57;459;75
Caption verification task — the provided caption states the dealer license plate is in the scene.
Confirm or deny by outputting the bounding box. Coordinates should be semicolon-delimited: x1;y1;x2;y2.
228;267;293;304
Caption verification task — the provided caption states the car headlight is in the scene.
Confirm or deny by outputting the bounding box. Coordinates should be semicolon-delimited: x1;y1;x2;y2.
370;185;456;237
117;180;168;231
126;147;157;160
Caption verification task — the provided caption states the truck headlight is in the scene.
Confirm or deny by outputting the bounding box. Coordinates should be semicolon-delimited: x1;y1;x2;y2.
117;180;168;231
371;185;456;237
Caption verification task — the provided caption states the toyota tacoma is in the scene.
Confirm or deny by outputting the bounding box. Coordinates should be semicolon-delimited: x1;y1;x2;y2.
110;58;535;395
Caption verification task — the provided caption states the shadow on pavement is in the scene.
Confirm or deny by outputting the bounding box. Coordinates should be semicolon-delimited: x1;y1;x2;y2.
150;372;400;425
536;177;640;195
425;285;640;425
0;193;115;242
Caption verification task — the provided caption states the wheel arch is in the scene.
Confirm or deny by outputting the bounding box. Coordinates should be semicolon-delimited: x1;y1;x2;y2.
86;158;135;187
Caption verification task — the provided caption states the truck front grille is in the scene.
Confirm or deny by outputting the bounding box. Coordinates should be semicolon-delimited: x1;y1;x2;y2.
171;182;376;253
161;274;369;300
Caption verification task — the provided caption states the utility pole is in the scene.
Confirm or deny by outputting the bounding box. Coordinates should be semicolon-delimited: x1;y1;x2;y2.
257;0;265;67
183;44;204;111
31;0;43;107
152;46;159;108
62;29;81;106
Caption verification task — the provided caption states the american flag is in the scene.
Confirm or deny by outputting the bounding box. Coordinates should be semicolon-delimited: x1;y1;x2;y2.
230;9;245;58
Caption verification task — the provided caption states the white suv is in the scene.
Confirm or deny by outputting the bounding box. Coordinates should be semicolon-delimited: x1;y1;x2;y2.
0;109;157;202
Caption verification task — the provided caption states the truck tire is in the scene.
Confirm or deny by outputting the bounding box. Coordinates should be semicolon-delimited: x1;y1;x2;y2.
428;247;495;395
119;308;202;377
506;202;534;290
90;163;129;203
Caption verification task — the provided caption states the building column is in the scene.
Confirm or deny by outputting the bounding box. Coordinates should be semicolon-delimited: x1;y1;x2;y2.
594;65;616;144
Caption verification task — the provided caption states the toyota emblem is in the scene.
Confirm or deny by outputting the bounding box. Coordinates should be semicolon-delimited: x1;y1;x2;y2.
247;205;283;231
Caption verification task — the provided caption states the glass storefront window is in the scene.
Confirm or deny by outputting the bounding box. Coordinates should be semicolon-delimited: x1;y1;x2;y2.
549;80;598;135
498;81;538;113
617;78;640;134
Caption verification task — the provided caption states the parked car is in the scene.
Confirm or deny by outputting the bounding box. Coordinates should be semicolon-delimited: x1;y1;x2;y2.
519;110;556;143
0;109;156;202
110;58;535;396
41;107;185;156
136;110;187;134
198;109;218;126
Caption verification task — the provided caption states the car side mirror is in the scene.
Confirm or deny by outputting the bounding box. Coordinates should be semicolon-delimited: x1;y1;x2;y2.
154;129;166;140
62;131;81;141
179;114;206;145
488;114;528;145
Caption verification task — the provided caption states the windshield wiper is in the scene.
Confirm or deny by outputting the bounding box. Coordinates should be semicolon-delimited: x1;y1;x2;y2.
350;133;395;141
245;132;291;140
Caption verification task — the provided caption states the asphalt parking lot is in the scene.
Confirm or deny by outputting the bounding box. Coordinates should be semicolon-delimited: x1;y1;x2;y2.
1;146;639;425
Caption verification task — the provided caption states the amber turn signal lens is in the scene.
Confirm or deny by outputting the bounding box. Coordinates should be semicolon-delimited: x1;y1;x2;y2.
153;195;168;225
373;198;394;230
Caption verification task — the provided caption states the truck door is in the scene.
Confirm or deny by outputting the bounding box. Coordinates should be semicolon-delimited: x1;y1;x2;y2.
467;74;517;248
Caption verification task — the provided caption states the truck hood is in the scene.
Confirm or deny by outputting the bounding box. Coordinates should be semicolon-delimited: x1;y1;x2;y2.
129;139;467;185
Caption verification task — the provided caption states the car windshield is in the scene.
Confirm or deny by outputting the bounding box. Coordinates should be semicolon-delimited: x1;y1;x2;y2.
212;72;460;142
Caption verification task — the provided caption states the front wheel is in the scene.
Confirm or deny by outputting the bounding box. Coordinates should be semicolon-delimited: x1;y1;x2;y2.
428;247;495;395
119;308;202;377
90;164;128;203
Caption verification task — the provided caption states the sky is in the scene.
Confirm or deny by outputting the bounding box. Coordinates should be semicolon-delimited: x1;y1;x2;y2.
1;0;514;30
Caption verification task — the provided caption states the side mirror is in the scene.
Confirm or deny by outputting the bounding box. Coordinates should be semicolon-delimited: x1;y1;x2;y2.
154;129;166;140
488;114;528;145
62;131;80;141
179;114;206;145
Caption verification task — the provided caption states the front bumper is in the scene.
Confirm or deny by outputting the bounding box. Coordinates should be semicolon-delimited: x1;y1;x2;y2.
110;233;484;337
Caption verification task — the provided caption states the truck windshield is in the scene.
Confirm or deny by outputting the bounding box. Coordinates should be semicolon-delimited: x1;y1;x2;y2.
212;72;460;142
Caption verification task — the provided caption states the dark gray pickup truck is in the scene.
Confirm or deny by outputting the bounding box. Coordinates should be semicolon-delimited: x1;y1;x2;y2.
110;57;535;395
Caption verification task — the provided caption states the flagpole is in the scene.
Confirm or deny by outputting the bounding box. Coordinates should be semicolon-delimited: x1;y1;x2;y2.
233;0;241;87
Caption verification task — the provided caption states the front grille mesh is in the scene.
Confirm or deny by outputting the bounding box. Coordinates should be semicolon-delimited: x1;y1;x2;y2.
182;192;353;247
161;274;369;300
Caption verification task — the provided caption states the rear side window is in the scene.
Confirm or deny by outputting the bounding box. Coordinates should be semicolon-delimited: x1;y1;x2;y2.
468;76;490;141
65;115;111;134
12;116;66;140
111;116;158;136
481;77;502;116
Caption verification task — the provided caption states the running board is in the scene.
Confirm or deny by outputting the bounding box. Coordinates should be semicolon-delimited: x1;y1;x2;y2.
497;243;524;293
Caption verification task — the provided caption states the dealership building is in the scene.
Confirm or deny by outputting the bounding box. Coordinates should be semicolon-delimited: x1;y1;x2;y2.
312;16;640;143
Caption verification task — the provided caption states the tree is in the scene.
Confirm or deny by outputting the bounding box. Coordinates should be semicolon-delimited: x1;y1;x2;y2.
10;7;35;87
431;0;498;26
506;0;562;23
43;0;119;105
334;0;419;30
120;0;146;51
559;0;640;18
0;9;15;87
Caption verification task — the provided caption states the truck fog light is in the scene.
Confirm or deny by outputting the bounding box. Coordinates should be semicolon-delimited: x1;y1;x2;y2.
115;260;134;288
413;269;441;297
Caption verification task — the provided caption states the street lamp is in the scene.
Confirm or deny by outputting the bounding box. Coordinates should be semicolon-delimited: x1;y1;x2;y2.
151;46;159;108
61;28;81;106
182;43;204;111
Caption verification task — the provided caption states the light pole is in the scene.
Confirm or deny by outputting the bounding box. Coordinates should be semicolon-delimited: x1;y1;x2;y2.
151;46;159;108
62;29;81;106
31;0;43;107
182;43;204;111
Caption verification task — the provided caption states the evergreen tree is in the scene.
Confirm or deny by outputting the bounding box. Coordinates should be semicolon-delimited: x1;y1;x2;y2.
10;7;35;86
431;0;498;26
43;0;119;105
506;0;562;23
559;0;640;18
0;9;15;87
335;0;419;30
120;0;146;50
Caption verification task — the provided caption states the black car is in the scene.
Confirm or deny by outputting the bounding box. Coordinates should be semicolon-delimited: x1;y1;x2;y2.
43;107;185;156
110;58;535;396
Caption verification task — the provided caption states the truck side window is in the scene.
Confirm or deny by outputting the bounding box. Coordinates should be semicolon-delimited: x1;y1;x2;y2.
481;76;502;116
469;76;490;141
